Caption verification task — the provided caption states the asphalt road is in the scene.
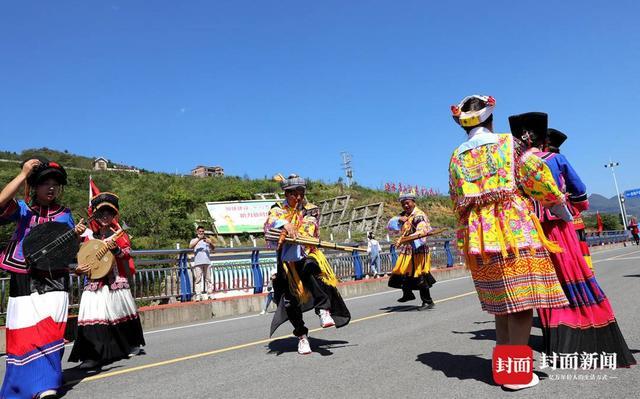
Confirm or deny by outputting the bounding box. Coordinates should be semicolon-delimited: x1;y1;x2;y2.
3;245;639;398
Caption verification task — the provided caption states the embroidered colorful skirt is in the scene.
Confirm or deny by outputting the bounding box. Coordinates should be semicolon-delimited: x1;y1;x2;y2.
466;248;568;315
538;220;636;367
388;252;436;290
1;272;69;399
574;227;593;270
68;278;145;363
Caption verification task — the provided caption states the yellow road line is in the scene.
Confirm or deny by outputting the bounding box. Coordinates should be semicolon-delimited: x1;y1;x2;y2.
67;289;478;385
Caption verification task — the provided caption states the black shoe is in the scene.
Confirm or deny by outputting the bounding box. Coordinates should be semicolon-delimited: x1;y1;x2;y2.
397;294;416;303
417;301;435;311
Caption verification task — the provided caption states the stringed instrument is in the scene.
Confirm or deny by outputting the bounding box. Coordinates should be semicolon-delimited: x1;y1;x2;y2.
76;226;129;279
23;214;95;274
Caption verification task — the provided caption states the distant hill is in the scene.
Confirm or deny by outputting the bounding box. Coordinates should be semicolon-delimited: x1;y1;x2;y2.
587;193;640;218
0;148;140;171
1;148;97;170
0;148;454;249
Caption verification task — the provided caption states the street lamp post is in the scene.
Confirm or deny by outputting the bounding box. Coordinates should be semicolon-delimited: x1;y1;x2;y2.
604;160;627;229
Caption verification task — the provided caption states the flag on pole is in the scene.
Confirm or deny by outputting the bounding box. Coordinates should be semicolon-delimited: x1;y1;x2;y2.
596;211;604;233
89;175;100;206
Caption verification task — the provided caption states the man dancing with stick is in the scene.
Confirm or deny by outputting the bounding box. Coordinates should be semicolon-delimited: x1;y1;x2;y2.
264;174;351;355
387;191;439;310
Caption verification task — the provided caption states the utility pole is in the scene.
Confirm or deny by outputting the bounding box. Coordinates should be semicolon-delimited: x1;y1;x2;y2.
604;160;627;228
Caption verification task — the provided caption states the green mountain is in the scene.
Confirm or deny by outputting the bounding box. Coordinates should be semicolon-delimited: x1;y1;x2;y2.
0;148;455;249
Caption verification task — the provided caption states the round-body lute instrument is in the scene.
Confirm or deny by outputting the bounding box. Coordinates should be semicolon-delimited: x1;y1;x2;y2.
22;221;81;273
77;226;128;279
77;240;116;279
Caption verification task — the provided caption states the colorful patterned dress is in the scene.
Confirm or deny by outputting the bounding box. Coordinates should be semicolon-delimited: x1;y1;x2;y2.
387;207;435;290
448;133;569;315
537;151;593;269
68;228;145;365
0;199;74;398
264;200;350;337
535;150;636;367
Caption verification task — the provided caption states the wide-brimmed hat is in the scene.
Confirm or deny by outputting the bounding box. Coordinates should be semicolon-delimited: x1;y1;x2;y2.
547;128;568;150
508;112;548;145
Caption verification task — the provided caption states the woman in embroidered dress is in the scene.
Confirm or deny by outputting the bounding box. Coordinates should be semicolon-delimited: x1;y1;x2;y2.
448;96;570;390
510;114;636;368
69;192;145;369
545;128;593;269
0;157;85;399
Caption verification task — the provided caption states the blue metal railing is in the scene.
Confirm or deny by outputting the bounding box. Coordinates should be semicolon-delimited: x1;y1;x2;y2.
0;239;463;317
2;230;630;319
585;230;630;246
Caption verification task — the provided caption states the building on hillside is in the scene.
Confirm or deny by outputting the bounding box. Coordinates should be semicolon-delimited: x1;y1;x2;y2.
93;157;109;171
191;165;225;177
93;157;140;173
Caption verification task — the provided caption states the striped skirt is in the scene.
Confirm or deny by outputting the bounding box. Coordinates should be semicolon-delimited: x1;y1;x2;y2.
1;272;68;399
575;227;593;270
68;278;145;363
539;220;636;367
466;248;568;315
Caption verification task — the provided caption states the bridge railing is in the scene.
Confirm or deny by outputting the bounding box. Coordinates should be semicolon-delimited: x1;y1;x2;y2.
0;238;464;317
585;230;630;246
1;230;631;318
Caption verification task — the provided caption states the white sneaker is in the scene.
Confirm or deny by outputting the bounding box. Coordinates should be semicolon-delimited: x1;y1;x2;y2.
128;346;142;358
503;373;540;391
37;390;58;398
298;335;312;355
318;309;335;328
260;310;266;315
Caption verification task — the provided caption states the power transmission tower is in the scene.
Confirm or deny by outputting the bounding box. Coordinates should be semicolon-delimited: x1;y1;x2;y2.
341;152;353;188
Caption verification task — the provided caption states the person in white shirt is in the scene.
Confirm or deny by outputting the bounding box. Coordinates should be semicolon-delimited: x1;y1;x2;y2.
189;226;215;301
366;232;382;277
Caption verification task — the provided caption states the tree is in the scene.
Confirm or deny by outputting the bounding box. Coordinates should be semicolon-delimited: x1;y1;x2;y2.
583;212;622;231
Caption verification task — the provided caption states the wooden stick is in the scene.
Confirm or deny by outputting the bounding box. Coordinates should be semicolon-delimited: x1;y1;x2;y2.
265;233;367;252
395;227;449;245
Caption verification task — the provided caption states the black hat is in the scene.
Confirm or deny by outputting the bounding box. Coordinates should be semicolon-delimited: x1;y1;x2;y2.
508;112;548;146
90;192;120;214
547;128;568;151
23;157;68;186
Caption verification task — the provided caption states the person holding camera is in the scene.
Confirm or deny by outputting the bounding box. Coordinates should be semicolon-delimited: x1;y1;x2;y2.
189;226;215;301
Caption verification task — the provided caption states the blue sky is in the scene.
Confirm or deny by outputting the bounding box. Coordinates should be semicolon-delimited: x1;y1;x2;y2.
1;1;638;197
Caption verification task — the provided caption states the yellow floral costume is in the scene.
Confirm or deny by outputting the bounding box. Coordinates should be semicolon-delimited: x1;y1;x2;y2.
264;200;350;336
449;133;569;315
387;207;435;290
